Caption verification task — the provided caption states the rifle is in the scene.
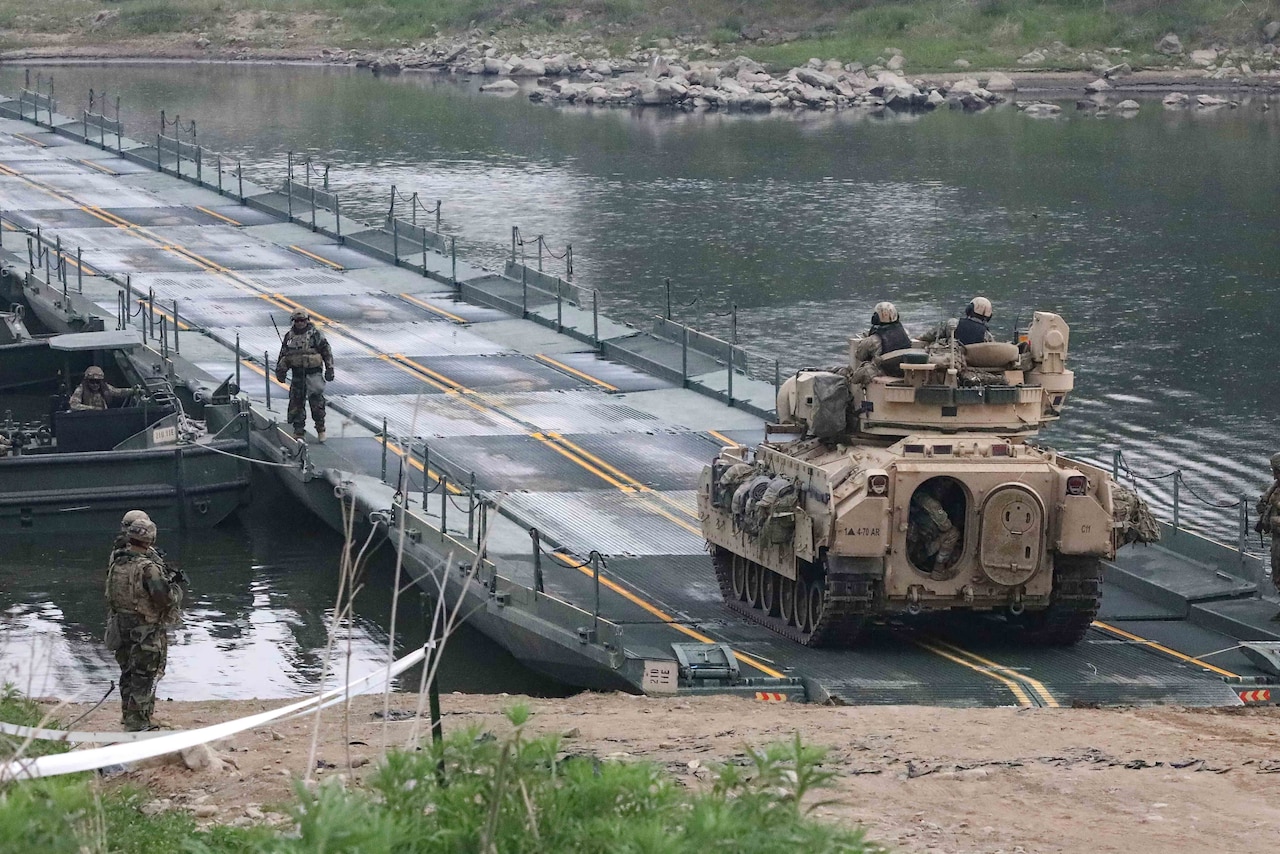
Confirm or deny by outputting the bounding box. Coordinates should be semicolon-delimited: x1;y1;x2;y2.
270;313;283;342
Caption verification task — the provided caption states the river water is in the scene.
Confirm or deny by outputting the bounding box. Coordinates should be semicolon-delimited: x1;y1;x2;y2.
1;64;1276;699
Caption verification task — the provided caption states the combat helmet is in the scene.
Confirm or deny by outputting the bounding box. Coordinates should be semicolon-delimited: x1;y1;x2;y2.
84;366;105;382
290;308;309;322
125;518;157;545
967;296;993;321
871;301;899;325
120;509;151;530
1271;452;1280;474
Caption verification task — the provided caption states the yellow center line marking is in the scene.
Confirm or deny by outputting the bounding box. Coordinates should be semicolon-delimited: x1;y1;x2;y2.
550;552;785;679
707;429;740;447
534;354;619;392
288;244;345;271
545;431;697;520
1092;621;1240;679
239;359;290;392
915;640;1034;707
13;133;46;148
401;292;468;325
531;432;637;493
929;638;1059;708
194;205;242;227
78;159;118;176
382;438;464;493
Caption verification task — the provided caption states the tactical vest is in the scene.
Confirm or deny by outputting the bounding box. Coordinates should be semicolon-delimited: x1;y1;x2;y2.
106;552;175;623
876;321;912;354
74;384;109;409
955;316;989;346
281;326;325;370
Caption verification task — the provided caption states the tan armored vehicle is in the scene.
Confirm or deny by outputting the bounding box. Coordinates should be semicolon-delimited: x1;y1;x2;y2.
699;311;1149;647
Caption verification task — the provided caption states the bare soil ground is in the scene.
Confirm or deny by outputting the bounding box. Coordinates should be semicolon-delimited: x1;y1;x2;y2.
49;693;1280;853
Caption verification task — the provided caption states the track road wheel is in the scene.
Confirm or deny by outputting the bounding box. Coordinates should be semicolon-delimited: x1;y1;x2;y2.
795;578;812;633
779;577;796;625
761;571;779;616
806;580;825;635
1019;555;1103;646
746;562;762;608
731;557;747;601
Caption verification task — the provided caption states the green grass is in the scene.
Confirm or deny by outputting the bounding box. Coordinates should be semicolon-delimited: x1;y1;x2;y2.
0;0;1277;66
1;701;869;853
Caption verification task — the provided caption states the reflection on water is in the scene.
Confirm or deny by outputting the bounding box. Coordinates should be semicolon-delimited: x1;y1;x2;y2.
0;64;1275;544
0;476;573;701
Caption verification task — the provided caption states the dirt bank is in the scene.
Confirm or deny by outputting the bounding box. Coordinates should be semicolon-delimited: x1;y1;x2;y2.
48;693;1280;853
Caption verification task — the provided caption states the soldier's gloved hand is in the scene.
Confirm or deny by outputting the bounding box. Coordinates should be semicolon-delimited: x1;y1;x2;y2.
275;368;288;383
324;366;335;382
132;385;145;397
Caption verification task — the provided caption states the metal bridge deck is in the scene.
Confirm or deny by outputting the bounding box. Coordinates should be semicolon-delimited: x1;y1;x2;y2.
0;109;1272;707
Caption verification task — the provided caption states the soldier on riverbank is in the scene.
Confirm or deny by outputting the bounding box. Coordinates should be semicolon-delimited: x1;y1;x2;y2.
275;308;334;442
1255;453;1280;601
105;517;182;731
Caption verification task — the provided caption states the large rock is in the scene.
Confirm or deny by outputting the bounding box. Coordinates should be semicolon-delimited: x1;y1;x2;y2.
953;58;971;68
1156;33;1183;55
482;57;509;75
510;57;545;77
479;79;519;94
1189;48;1217;67
984;71;1016;92
1195;94;1230;107
1115;99;1140;111
886;54;905;71
1017;50;1046;66
592;60;614;76
795;68;837;89
741;93;773;111
1263;20;1280;42
1084;77;1111;92
1162;91;1189;106
1020;102;1062;117
722;55;764;77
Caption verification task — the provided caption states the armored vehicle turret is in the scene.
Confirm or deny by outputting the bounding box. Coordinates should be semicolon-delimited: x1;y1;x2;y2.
698;311;1150;647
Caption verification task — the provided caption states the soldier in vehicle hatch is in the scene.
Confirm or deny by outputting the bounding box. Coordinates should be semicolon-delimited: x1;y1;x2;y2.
1255;453;1280;601
104;517;183;731
69;365;141;410
920;297;996;346
851;301;912;385
275;307;334;442
907;483;961;575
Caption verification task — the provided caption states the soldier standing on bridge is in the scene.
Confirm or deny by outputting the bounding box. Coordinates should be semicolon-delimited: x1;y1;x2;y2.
1255;453;1280;602
104;517;183;731
275;308;334;442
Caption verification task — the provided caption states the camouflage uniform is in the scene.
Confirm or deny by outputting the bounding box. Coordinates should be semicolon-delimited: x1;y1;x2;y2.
69;379;134;410
275;316;334;438
850;320;913;385
907;491;960;574
105;528;182;731
1256;454;1280;595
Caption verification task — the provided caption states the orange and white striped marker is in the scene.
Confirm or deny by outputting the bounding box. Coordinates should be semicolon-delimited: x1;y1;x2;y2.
1238;689;1273;703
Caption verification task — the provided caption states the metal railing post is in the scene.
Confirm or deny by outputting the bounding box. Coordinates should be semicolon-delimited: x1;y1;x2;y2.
774;359;781;397
467;472;477;541
530;528;543;595
310;186;316;231
1112;449;1120;481
237;159;244;202
196;145;203;184
592;552;602;638
665;277;672;320
1172;473;1180;535
731;304;738;345
537;235;544;272
511;226;517;264
727;344;734;405
286;152;293;221
217;153;223;194
681;324;689;388
381;417;389;482
421;223;428;276
264;351;272;409
555;276;563;332
451;236;457;288
76;247;82;293
420;444;430;509
1238;498;1248;576
592;289;599;346
392;219;399;265
335;195;342;243
440;475;449;537
435;200;441;233
156;133;163;171
172;299;180;354
521;265;528;318
235;332;241;390
159;317;168;358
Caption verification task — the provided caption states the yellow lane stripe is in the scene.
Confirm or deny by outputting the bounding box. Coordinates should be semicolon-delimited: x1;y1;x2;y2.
288;244;344;271
550;552;785;679
401;292;467;325
534;354;619;392
78;159;118;176
383;438;464;494
1092;621;1240;679
195;205;242;226
239;359;290;392
13;133;46;148
545;432;697;520
915;640;1034;707
930;638;1059;708
532;433;636;493
707;429;740;447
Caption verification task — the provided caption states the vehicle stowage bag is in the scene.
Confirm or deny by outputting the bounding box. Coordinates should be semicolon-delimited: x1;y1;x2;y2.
810;373;849;441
